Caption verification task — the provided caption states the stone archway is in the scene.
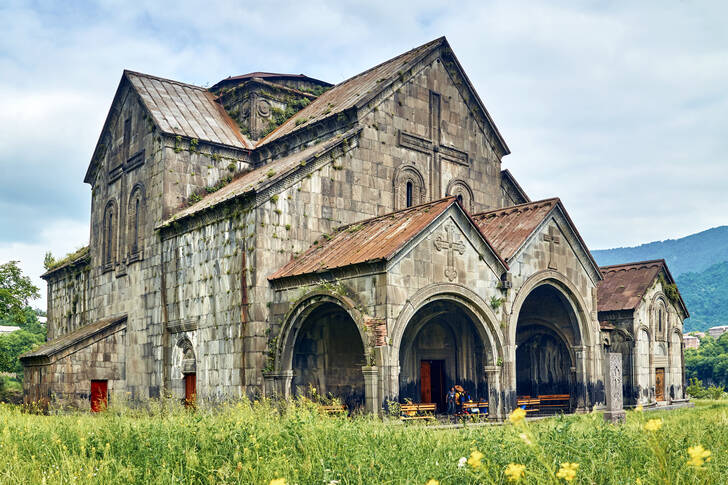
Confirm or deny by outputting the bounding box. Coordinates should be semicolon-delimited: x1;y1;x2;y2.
399;300;489;411
513;283;584;412
391;286;504;417
275;293;369;412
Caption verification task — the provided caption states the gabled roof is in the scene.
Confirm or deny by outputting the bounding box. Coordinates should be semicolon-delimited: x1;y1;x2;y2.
598;259;689;316
269;197;507;281
19;315;127;364
471;198;602;282
471;198;560;261
159;127;362;228
125;70;252;149
256;37;509;156
211;72;331;91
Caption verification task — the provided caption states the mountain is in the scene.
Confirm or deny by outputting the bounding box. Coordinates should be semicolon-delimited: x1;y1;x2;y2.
676;262;728;332
592;226;728;333
591;226;728;277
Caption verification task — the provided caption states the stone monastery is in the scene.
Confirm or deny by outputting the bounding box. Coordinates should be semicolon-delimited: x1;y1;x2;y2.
21;37;690;417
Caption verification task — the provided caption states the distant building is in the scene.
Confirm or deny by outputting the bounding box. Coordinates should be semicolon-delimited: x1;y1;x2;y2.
684;335;700;350
690;331;706;339
708;326;728;339
0;325;21;335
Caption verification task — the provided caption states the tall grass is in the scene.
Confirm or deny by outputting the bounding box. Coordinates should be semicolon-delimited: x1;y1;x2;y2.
0;399;725;484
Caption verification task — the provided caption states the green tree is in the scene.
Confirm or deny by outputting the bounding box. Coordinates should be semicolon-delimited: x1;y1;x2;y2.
0;261;40;325
0;329;45;374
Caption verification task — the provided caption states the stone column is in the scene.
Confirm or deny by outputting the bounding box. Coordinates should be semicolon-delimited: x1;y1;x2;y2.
573;345;588;411
484;365;502;421
603;352;626;423
262;370;293;398
362;366;380;415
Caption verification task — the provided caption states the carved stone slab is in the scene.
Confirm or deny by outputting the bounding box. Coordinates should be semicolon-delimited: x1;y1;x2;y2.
604;351;626;423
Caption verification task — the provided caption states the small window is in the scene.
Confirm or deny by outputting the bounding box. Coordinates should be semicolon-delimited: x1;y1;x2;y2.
123;117;132;160
406;181;413;207
103;201;117;268
658;308;663;333
127;185;145;260
457;194;464;204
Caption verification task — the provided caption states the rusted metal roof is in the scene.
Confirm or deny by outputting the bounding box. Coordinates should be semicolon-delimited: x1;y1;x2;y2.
471;198;560;261
597;259;688;316
257;37;446;147
270;197;459;280
211;72;331;91
125;70;252;150
20;315;127;363
160;127;361;227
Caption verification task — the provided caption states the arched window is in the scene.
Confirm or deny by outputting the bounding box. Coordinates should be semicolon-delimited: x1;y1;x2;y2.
446;179;474;212
127;184;145;261
393;165;425;210
103;201;118;270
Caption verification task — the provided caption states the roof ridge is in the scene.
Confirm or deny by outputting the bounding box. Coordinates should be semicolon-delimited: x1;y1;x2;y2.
472;197;561;219
600;259;666;271
334;196;457;233
124;69;208;91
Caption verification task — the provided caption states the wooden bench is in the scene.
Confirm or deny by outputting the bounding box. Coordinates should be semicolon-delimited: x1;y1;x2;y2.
462;401;489;417
538;394;570;414
400;403;437;421
516;397;540;414
319;404;347;415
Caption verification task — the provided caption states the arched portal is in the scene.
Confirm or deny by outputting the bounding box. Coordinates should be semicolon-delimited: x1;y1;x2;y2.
289;302;366;410
515;284;581;412
399;300;490;411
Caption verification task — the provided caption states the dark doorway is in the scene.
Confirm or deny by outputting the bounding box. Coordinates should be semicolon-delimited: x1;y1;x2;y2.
90;380;108;412
184;373;197;406
655;368;665;401
420;360;445;411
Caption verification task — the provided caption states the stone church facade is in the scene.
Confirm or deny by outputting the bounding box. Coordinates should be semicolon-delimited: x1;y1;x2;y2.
21;37;689;416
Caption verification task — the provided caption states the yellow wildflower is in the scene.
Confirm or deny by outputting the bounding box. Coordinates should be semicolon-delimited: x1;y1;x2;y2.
635;404;643;412
509;407;527;425
687;445;712;467
467;450;484;469
644;418;663;432
556;462;579;482
505;463;526;482
425;480;439;485
269;479;286;485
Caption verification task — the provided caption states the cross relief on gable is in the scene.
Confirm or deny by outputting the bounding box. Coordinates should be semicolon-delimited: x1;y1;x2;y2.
433;223;466;282
542;225;561;270
398;90;470;199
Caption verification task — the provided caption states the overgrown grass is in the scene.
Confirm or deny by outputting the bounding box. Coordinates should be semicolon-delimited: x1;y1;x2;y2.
0;399;725;484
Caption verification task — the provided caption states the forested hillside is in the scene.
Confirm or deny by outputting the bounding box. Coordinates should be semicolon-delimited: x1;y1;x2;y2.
677;262;728;331
592;225;728;332
592;226;728;277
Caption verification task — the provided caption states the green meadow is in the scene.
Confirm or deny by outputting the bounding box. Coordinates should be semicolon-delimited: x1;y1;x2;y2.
0;400;725;485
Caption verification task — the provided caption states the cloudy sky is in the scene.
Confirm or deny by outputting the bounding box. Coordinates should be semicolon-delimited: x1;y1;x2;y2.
1;0;726;308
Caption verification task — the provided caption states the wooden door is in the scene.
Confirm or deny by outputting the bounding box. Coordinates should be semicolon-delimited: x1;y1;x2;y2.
184;373;197;406
655;368;665;401
420;361;431;403
90;380;108;412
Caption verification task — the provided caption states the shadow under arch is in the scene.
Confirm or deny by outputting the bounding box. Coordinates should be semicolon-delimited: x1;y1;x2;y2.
275;290;369;408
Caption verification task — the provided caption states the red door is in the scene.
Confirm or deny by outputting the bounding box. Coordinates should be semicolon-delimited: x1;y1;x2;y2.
420;361;431;403
90;380;108;412
184;373;196;406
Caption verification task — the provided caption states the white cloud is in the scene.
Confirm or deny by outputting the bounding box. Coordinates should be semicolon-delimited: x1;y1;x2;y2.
0;218;89;309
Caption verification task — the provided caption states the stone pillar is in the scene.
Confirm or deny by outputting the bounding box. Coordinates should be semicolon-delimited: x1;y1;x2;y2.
362;366;380;415
484;365;502;421
573;345;588;411
262;370;293;398
603;352;626;423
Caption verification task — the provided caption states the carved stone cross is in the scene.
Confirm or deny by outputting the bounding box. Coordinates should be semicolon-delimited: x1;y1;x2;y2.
434;224;466;281
398;91;469;199
542;226;561;270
